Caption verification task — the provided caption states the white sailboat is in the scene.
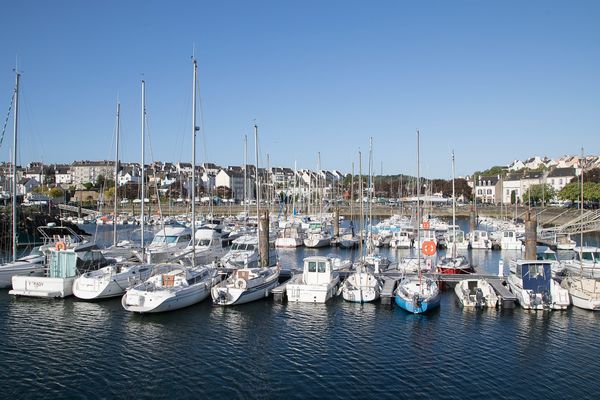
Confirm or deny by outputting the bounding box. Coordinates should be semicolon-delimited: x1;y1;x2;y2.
342;144;382;303
122;59;219;312
561;158;600;310
394;130;441;314
0;71;45;287
211;265;279;306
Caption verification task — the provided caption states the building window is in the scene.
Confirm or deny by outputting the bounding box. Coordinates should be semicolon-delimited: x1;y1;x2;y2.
477;189;482;195
487;189;492;195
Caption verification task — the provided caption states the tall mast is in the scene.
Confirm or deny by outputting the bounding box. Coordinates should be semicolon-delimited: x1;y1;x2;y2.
113;102;120;246
11;71;20;262
191;58;198;267
368;137;373;250
243;134;248;215
358;151;363;261
451;150;456;258
580;147;584;274
417;130;421;290
140;80;146;255
254;123;260;254
317;152;322;217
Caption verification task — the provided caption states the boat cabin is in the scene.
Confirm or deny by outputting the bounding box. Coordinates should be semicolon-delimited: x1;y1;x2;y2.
303;256;334;285
511;260;552;292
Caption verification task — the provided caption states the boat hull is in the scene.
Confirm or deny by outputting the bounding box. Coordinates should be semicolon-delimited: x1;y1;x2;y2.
10;276;75;298
0;257;45;289
394;291;441;314
122;282;213;313
212;277;279;306
287;278;339;303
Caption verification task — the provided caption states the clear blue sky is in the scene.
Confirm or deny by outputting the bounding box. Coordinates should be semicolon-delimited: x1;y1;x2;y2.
1;0;598;179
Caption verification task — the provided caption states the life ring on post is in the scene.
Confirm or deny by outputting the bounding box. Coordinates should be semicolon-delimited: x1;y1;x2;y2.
55;241;66;251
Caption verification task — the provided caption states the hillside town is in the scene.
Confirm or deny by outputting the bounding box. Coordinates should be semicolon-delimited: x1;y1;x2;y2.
0;154;599;207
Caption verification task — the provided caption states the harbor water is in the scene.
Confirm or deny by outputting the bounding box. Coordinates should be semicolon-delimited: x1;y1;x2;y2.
1;221;599;399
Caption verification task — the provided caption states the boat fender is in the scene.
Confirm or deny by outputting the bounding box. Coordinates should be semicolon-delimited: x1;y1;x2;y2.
55;241;66;251
236;278;247;289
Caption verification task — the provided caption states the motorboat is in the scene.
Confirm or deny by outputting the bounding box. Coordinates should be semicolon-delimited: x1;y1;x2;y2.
389;230;412;249
564;247;600;278
338;233;359;249
286;256;340;303
445;229;469;251
469;230;491;250
275;222;306;248
498;230;522;250
220;234;277;269
507;260;570;310
0;249;45;289
536;246;565;276
137;226;193;263
176;228;227;265
211;265;280;306
394;275;441;314
10;246;110;298
436;255;473;275
122;264;220;313
303;221;332;248
560;275;600;311
454;279;498;308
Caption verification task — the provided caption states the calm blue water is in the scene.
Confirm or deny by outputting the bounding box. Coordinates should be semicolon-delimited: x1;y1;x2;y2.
1;220;600;399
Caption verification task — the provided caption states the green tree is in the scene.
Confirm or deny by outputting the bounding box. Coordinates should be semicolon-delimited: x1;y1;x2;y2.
83;182;94;190
96;174;105;188
523;184;555;205
48;188;63;198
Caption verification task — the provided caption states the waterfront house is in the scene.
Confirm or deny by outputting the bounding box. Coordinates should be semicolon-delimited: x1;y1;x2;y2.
547;167;577;194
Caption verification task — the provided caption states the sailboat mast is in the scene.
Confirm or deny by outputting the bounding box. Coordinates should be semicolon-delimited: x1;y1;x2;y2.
254;123;260;255
140;80;146;254
113;102;120;247
11;72;20;262
368;137;373;248
244;134;248;215
580;147;584;274
417;130;421;289
192;58;198;267
317;152;322;217
358;151;363;260
451;150;456;258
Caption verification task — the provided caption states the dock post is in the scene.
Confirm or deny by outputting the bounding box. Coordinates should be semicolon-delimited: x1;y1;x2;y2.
333;207;340;238
469;205;477;232
524;210;537;260
259;209;270;267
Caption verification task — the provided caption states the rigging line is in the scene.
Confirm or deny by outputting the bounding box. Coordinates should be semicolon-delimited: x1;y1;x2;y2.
195;70;207;165
143;111;165;229
21;90;47;165
0;87;15;149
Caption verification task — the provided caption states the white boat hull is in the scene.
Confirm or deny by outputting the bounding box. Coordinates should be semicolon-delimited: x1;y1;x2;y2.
0;256;45;289
10;276;75;298
287;277;339;303
122;280;215;313
303;237;331;248
212;275;279;306
275;237;303;248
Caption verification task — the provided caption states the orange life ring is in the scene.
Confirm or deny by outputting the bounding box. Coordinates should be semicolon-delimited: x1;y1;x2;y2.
55;241;66;251
421;240;436;256
423;221;430;230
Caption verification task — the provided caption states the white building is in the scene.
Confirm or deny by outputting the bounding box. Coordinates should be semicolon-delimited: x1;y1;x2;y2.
546;167;577;194
71;160;113;187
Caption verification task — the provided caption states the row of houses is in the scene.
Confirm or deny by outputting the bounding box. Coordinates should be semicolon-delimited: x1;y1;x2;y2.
0;161;344;202
470;167;579;204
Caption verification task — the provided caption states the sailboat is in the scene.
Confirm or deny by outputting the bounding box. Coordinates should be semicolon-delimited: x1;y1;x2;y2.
211;124;280;305
0;71;45;288
394;130;441;314
122;58;220;313
73;101;169;300
342;143;382;303
561;150;600;310
438;150;473;275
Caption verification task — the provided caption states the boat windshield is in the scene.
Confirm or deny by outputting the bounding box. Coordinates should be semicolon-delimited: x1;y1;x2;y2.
581;252;599;262
196;239;211;246
537;252;557;261
152;234;179;244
